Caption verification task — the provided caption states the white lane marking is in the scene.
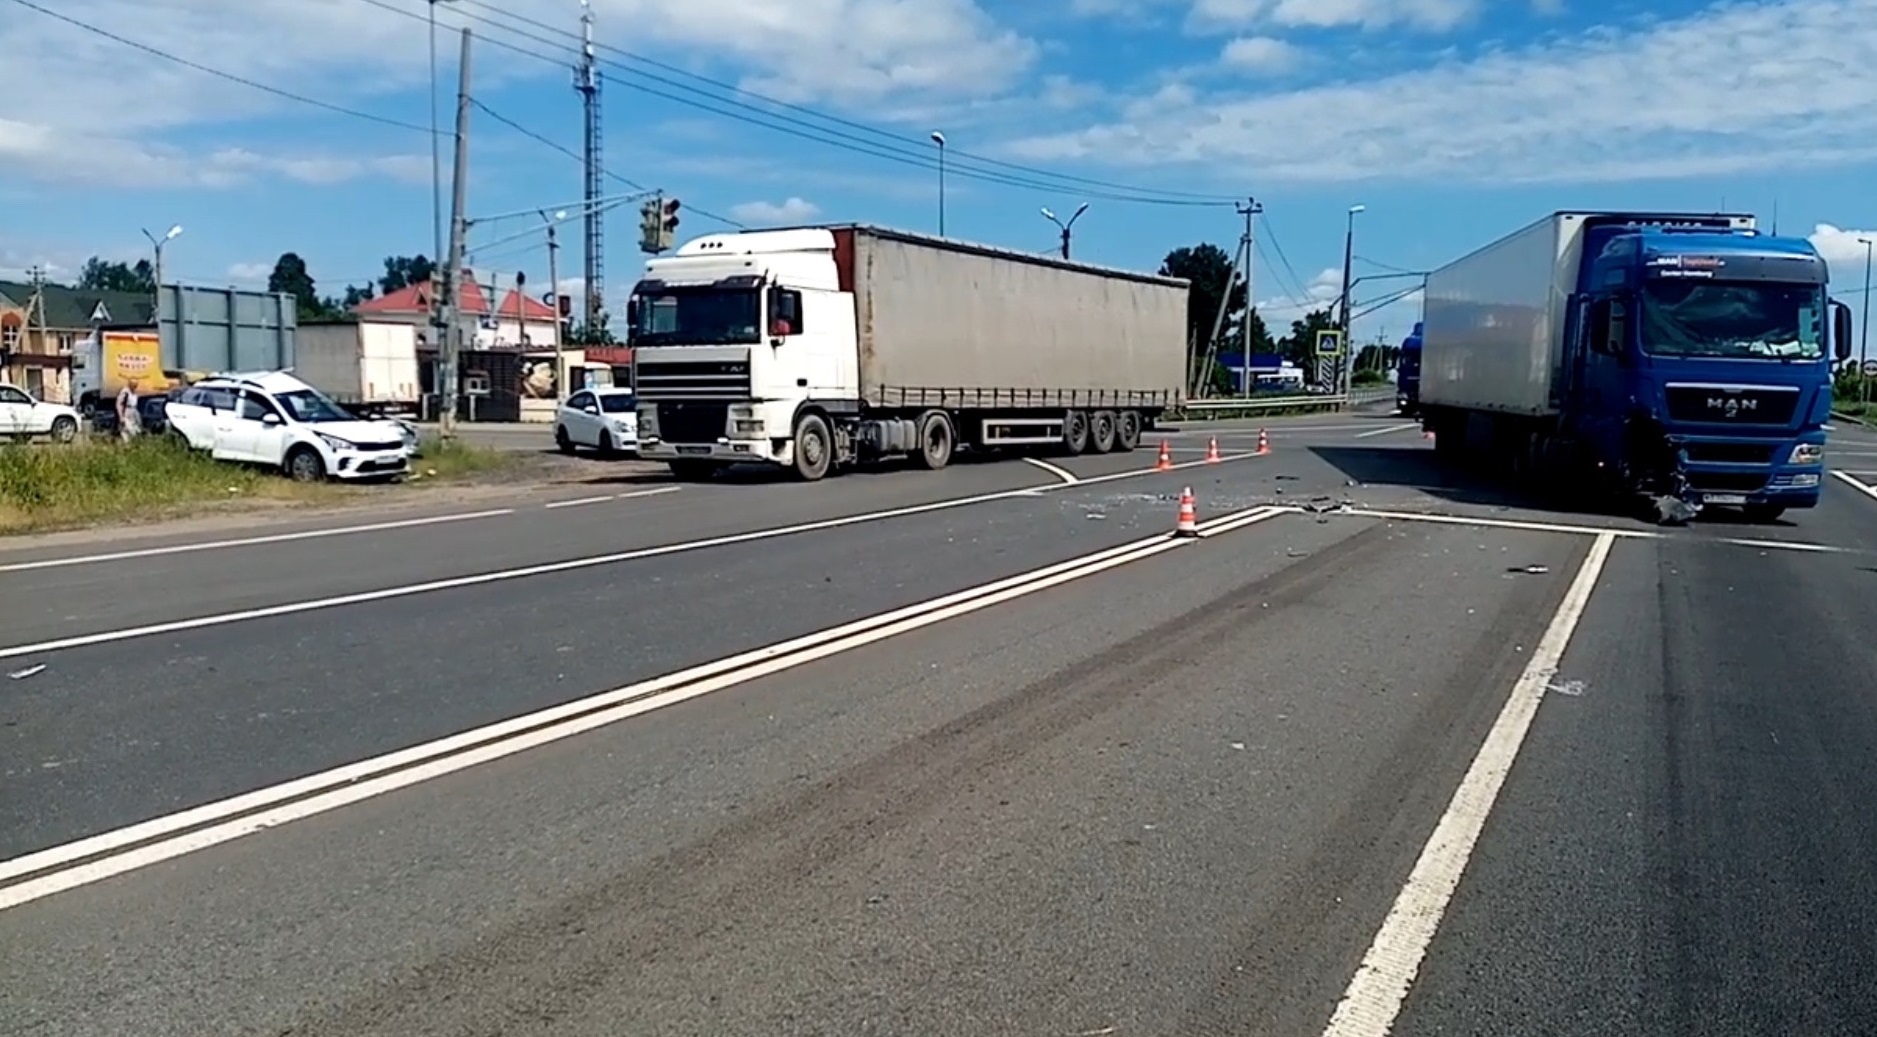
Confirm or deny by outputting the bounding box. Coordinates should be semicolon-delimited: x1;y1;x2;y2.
0;509;518;574
0;450;1260;662
541;487;681;509
1320;531;1616;1037
0;507;1283;908
1333;506;1845;553
1832;469;1877;502
1354;423;1418;439
1022;457;1079;483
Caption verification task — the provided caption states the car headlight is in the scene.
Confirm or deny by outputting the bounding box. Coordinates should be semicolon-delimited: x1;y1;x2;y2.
1789;443;1823;465
318;433;356;452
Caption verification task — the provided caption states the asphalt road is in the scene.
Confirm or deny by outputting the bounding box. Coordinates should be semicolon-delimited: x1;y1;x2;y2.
2;409;1874;1036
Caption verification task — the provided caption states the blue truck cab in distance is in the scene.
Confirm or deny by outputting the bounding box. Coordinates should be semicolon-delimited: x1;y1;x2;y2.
1419;211;1853;523
1397;321;1422;416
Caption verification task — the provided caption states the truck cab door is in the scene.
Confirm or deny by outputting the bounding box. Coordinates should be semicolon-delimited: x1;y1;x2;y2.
1577;297;1631;443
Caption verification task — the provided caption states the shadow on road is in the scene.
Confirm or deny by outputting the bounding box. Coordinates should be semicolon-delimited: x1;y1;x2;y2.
1308;444;1802;529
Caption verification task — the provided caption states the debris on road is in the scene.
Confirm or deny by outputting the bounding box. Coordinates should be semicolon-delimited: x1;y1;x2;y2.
1546;678;1588;697
1507;564;1550;575
8;664;45;680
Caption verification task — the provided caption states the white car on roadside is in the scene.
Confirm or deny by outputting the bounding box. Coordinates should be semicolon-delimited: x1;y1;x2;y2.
555;387;638;456
164;370;411;482
0;383;81;442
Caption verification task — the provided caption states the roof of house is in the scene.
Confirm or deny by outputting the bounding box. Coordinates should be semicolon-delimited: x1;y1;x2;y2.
0;281;156;329
353;273;556;320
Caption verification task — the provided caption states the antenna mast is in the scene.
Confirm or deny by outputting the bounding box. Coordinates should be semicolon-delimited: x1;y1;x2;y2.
575;0;604;337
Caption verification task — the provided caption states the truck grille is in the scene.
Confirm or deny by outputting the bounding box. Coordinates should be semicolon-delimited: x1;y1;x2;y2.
1683;442;1775;464
651;401;728;444
636;360;750;400
1663;384;1798;426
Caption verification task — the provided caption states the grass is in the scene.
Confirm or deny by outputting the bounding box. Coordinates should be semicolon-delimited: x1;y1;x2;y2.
0;434;515;535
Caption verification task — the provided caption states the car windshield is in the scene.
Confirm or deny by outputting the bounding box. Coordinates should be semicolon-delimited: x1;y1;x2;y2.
632;288;760;346
273;388;354;423
599;394;636;413
1639;280;1824;360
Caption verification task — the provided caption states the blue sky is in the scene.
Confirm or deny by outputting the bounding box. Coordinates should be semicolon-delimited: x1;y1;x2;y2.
2;0;1875;345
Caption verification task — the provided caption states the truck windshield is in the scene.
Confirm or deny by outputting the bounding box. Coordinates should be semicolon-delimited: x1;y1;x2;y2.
633;289;760;346
1639;280;1824;360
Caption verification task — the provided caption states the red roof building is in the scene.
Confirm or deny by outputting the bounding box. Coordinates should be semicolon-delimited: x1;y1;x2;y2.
352;271;557;321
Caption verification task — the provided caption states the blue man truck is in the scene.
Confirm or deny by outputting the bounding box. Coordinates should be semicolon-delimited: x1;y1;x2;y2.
1418;211;1853;523
1396;321;1422;416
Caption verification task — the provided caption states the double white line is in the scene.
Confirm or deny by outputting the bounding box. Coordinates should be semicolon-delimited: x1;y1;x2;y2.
0;504;1285;912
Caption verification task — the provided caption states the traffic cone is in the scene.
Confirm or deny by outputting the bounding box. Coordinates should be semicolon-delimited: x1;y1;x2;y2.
1206;436;1221;463
1174;486;1199;536
1256;428;1270;455
1156;439;1173;470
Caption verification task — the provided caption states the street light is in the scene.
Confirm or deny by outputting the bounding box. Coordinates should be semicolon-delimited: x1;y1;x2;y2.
541;208;569;398
1336;204;1365;397
1040;203;1089;259
140;224;181;300
428;0;461;266
930;130;946;236
1860;237;1872;405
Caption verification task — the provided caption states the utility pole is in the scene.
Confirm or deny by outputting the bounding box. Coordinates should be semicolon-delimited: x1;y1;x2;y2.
545;214;563;399
1337;204;1364;400
1235;198;1261;398
575;0;604;339
1861;237;1872;406
25;265;49;395
439;27;473;439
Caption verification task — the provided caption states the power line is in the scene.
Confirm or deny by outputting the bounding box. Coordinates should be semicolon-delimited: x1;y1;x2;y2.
452;0;1239;206
6;0;433;135
367;0;1232;207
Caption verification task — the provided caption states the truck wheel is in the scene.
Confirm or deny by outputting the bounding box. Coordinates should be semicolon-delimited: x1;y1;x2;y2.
1115;411;1142;452
667;460;716;481
49;416;77;443
793;412;833;481
913;411;954;470
1741;504;1786;523
1089;410;1117;453
1061;410;1090;455
285;445;326;483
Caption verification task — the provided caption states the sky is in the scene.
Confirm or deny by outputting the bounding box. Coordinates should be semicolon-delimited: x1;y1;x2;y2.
2;0;1876;348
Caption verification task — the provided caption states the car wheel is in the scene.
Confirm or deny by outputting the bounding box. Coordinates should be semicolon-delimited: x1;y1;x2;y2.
285;445;326;483
555;425;575;454
49;416;77;443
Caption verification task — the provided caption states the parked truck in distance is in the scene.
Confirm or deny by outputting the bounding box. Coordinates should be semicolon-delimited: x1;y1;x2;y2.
1418;211;1852;523
627;226;1190;481
293;319;421;417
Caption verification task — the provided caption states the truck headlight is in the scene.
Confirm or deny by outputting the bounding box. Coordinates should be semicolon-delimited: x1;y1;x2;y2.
1789;443;1823;465
733;419;764;435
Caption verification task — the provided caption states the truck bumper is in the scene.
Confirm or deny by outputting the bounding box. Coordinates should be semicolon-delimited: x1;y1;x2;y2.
638;437;790;466
1677;433;1823;510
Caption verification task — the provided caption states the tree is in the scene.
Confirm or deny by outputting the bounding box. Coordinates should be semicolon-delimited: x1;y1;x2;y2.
267;252;331;320
1159;243;1241;358
340;282;376;309
76;256;155;294
378;255;436;296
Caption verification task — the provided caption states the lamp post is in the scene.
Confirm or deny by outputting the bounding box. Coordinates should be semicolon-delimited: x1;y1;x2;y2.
428;0;460;266
140;224;181;302
1336;204;1364;397
1860;237;1872;405
930;130;946;236
541;208;568;399
1041;203;1088;259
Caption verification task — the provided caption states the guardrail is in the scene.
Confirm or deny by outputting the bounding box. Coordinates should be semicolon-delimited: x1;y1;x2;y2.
1177;384;1396;417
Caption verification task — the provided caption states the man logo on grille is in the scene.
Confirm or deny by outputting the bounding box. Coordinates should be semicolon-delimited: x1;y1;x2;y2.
1706;395;1756;417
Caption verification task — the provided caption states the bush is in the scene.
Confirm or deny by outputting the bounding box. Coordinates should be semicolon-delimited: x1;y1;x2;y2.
1351;369;1387;386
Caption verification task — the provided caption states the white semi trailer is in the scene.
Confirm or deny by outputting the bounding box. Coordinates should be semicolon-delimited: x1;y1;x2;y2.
628;226;1190;481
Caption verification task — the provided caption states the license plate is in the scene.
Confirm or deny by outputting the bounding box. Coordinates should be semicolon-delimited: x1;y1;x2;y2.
1704;493;1748;505
677;445;710;455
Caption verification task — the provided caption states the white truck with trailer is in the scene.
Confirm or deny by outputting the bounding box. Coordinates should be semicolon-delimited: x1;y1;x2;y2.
627;226;1190;481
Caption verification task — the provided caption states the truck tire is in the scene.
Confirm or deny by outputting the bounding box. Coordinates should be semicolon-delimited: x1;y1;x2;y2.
667;460;716;481
1061;410;1090;455
1115;411;1142;452
792;412;833;481
913;411;954;470
1089;410;1117;453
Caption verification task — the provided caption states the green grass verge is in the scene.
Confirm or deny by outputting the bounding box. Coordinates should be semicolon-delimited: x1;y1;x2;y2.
407;434;517;481
0;434;514;535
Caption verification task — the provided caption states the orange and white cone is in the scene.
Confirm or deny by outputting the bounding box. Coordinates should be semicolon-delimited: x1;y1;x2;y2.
1256;428;1270;455
1174;486;1199;537
1156;439;1173;470
1206;436;1221;463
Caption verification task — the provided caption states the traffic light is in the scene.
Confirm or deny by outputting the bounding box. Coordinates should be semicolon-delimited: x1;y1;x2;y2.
638;196;683;254
658;198;680;251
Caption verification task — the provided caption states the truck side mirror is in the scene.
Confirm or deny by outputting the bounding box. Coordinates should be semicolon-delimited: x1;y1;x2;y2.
1831;300;1853;361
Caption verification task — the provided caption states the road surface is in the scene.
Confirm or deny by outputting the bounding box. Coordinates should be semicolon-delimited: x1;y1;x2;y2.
3;411;1874;1036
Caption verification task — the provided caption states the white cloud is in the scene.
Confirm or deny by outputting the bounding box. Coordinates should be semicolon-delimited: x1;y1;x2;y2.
1006;0;1877;183
1809;223;1876;283
1220;36;1303;73
0;0;1032;189
1188;0;1477;32
729;197;822;224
